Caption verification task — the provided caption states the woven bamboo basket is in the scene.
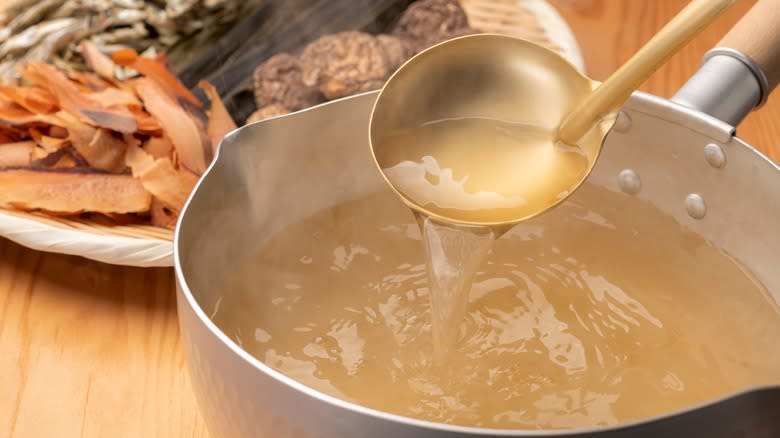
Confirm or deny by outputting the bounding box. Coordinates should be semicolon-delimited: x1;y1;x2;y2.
0;0;583;267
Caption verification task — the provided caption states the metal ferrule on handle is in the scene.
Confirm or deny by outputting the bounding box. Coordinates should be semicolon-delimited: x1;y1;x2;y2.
672;0;780;127
672;50;764;126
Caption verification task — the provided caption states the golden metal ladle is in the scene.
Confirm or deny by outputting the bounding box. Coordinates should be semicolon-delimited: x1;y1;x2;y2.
369;0;735;228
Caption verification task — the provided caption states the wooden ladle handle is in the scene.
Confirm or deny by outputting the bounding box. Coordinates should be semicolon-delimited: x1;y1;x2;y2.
717;0;780;98
557;0;736;145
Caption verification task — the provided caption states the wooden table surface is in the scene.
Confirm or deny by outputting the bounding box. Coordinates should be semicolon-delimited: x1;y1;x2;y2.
1;1;775;437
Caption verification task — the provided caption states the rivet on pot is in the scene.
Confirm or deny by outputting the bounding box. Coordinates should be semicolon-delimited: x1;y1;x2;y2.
704;143;726;168
613;111;632;132
618;169;641;194
685;194;707;219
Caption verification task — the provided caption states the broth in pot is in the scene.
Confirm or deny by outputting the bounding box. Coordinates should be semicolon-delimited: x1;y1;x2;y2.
213;183;780;429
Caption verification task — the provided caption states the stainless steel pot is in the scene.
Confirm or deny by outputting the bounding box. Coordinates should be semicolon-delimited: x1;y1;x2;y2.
174;2;780;436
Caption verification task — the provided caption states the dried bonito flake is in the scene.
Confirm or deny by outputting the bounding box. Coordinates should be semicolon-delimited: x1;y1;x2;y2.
0;45;235;229
199;81;237;154
0;169;152;214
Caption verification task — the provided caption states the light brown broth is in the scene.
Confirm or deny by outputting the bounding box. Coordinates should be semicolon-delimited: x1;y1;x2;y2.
213;185;780;429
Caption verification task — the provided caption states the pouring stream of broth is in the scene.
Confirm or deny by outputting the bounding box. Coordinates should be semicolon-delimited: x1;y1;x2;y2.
377;117;587;358
372;0;736;357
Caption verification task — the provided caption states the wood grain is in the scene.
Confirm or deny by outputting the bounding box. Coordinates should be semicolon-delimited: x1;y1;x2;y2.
718;0;780;93
2;1;779;437
0;245;207;437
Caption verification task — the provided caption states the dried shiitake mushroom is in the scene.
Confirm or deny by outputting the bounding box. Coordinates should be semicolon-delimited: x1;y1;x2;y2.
376;34;415;72
392;0;473;53
253;53;323;111
299;31;392;100
250;0;477;111
246;104;290;124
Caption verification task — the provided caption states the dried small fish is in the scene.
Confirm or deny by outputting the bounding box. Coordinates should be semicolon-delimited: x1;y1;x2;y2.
165;0;199;19
157;35;179;47
49;0;101;20
204;0;231;9
23;17;92;64
0;0;39;25
0;17;92;84
113;0;146;9
143;4;177;37
90;23;149;46
0;0;62;44
111;9;148;26
0;0;249;84
0;18;80;58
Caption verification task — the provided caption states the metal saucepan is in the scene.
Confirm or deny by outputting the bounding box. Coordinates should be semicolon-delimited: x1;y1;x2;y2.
174;1;780;437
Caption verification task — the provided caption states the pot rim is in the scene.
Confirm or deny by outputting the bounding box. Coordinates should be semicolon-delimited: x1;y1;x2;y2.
174;91;780;436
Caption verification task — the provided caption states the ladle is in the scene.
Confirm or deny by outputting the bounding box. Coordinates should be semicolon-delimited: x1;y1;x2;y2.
369;0;736;228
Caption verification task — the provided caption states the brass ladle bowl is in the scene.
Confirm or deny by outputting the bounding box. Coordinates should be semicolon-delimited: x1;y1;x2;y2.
369;0;735;228
368;34;610;228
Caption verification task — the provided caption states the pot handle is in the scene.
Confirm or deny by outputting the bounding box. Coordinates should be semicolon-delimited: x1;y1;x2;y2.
672;0;780;126
715;0;780;105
